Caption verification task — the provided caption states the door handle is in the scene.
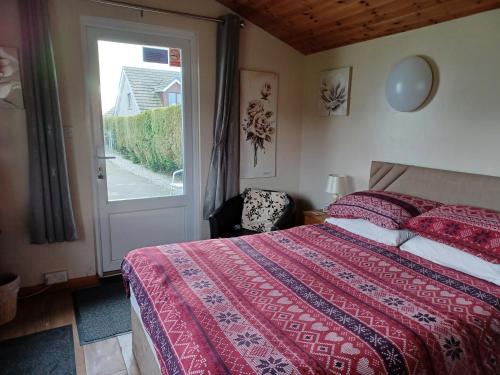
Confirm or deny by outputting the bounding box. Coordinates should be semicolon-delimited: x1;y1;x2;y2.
97;155;116;160
97;166;105;180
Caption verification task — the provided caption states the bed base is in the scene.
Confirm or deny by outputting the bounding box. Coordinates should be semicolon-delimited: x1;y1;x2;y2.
131;308;161;375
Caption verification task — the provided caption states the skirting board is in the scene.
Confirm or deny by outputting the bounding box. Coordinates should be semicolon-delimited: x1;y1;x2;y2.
19;275;100;297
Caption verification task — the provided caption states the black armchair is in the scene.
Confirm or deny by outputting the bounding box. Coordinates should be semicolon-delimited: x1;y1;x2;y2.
209;189;295;239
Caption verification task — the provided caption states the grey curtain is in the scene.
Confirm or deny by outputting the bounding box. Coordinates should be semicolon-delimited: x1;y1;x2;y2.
203;15;241;219
19;0;78;244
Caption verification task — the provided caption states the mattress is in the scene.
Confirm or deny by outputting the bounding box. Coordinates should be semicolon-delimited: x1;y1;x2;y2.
122;223;500;374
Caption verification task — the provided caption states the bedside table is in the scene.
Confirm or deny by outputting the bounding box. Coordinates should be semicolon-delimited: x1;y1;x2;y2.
303;210;328;225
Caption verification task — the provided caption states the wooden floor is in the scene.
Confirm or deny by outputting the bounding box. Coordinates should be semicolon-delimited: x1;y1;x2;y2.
0;288;139;375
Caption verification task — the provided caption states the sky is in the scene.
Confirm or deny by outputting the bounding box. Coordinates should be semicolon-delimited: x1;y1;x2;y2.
97;40;181;114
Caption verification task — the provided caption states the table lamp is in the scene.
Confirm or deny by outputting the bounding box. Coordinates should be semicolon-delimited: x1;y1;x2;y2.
326;174;348;203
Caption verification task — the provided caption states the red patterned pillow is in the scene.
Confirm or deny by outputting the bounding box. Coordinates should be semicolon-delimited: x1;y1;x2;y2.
405;205;500;264
326;191;442;230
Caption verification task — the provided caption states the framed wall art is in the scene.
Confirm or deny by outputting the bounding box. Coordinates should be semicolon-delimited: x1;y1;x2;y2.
240;70;278;178
319;67;351;116
0;47;23;110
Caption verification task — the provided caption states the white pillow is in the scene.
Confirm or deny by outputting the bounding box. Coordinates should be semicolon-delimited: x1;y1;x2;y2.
400;236;500;285
324;217;414;246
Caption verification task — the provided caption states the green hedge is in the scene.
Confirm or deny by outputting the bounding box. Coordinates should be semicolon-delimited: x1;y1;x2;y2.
104;106;182;174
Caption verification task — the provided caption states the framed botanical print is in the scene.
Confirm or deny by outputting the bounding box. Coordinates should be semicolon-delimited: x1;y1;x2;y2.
240;70;278;178
319;67;351;116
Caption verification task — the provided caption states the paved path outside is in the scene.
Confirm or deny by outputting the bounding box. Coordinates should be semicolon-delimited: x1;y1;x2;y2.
106;160;181;201
110;154;181;189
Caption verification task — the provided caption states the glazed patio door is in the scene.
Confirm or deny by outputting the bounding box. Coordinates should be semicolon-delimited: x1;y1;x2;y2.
83;18;198;273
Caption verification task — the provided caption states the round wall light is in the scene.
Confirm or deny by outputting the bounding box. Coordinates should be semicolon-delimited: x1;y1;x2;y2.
385;56;433;112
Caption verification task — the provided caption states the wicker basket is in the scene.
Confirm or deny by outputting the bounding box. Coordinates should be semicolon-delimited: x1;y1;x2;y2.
0;273;20;325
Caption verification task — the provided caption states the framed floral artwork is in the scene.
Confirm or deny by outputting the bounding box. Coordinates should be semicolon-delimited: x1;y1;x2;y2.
240;70;278;178
319;67;351;116
0;47;24;110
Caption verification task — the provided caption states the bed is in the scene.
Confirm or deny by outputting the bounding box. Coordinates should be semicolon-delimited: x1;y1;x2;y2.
122;161;500;374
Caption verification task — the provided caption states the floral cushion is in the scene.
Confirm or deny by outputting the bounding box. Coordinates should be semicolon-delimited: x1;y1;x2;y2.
326;191;442;230
241;189;288;232
404;205;500;264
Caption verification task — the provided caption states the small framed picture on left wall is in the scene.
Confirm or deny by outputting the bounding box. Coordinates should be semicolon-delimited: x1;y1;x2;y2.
0;47;24;110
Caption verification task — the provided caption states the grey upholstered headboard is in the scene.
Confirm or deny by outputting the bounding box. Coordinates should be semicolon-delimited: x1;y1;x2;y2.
369;161;500;211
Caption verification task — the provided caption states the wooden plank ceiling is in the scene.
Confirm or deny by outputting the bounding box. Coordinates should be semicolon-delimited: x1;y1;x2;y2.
217;0;500;54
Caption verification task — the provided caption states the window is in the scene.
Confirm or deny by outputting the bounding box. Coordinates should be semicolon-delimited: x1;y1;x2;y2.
96;39;187;204
168;92;177;106
166;92;182;106
127;93;132;110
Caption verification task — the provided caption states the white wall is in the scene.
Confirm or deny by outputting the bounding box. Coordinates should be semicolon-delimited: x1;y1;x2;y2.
115;80;140;116
299;9;500;209
0;0;304;287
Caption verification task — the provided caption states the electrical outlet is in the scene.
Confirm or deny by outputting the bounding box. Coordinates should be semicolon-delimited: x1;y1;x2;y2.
44;270;68;285
62;127;73;139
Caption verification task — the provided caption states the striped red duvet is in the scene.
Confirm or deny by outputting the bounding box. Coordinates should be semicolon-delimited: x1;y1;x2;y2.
122;224;500;374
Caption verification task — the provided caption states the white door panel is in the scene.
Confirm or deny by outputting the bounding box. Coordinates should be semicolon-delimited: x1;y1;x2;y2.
107;207;186;266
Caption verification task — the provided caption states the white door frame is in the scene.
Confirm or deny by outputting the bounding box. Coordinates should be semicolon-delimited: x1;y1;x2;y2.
81;16;201;276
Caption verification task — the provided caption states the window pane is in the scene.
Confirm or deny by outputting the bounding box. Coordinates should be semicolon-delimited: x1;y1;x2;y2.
168;92;177;106
127;93;132;109
98;40;184;201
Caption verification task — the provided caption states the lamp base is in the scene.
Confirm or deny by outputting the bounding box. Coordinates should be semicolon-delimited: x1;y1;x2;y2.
330;193;341;203
323;193;341;212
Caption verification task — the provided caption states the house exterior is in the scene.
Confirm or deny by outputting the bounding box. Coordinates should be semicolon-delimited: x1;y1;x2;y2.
111;66;181;116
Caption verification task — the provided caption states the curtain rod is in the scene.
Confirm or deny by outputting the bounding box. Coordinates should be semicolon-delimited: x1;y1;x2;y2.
89;0;245;27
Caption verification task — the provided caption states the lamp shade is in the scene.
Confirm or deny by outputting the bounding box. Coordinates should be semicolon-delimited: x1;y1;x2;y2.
326;174;347;195
385;56;433;112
